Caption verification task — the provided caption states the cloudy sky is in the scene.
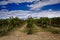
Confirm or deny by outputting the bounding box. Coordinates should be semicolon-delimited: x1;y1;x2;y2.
0;0;60;19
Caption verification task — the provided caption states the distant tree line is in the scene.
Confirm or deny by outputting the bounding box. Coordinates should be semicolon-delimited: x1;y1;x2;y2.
35;17;60;28
50;17;60;27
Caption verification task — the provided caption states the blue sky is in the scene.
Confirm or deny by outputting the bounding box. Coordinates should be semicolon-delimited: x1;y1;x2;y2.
0;0;60;19
0;2;33;11
40;3;60;11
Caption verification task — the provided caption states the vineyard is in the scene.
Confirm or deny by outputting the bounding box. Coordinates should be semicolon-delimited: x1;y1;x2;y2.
0;17;60;36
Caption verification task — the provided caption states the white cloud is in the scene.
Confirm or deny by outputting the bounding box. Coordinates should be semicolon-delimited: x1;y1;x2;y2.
37;10;60;18
0;0;35;5
29;0;60;10
0;10;32;19
1;9;8;12
8;0;34;3
1;0;60;6
0;9;60;19
0;1;9;5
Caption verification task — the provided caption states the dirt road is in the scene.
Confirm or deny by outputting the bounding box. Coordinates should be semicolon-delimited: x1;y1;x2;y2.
0;24;60;40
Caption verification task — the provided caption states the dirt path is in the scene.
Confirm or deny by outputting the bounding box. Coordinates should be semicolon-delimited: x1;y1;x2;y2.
34;24;43;32
18;24;27;31
0;24;60;40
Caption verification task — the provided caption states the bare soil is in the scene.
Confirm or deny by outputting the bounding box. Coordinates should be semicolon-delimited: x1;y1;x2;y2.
0;24;60;40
